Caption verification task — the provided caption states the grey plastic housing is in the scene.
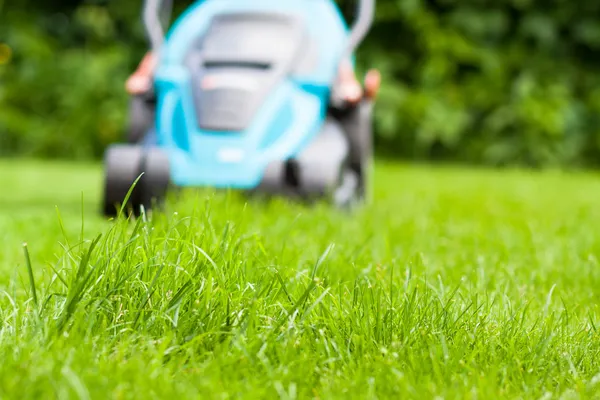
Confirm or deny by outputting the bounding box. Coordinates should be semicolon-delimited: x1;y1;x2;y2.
257;117;350;197
185;12;310;131
143;0;376;63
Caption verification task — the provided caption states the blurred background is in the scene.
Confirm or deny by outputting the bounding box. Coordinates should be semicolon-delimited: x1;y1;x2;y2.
1;0;600;168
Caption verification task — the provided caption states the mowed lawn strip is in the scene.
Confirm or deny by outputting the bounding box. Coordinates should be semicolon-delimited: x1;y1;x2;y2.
1;159;600;399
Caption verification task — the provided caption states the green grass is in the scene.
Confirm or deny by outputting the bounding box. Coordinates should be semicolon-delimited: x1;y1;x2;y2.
2;158;600;399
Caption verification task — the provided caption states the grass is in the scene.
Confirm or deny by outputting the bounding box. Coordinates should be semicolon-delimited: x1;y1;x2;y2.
1;158;600;399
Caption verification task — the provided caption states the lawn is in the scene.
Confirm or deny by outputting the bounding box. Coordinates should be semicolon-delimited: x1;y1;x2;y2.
1;158;600;399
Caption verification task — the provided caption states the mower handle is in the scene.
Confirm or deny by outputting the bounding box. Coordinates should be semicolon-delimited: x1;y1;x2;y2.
143;0;172;53
343;0;375;60
143;0;375;57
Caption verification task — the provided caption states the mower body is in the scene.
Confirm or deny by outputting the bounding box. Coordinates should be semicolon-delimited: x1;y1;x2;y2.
102;0;375;215
153;0;350;188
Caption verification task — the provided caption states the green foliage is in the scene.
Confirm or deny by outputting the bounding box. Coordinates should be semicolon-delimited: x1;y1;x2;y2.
2;0;600;166
361;0;600;167
0;2;146;159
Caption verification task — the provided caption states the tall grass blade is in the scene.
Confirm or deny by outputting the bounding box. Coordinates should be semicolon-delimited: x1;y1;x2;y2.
22;243;38;308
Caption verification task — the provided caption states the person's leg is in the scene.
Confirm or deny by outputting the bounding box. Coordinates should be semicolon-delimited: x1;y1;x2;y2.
330;60;380;201
126;52;157;95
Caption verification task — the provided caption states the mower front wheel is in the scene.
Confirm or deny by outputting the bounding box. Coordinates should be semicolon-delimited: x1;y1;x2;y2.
102;145;170;217
103;145;144;216
140;147;171;212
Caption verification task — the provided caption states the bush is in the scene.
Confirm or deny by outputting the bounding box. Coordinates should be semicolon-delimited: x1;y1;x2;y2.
360;0;600;167
2;0;600;167
0;2;145;159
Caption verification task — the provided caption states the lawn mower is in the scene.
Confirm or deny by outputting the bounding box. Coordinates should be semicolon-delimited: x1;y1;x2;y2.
102;0;377;216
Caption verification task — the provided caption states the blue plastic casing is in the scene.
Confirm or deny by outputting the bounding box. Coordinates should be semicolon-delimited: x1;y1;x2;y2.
153;0;351;189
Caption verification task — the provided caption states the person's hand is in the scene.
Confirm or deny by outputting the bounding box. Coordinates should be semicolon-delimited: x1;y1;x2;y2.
337;60;381;105
337;60;362;104
363;69;381;100
125;52;157;95
126;74;153;95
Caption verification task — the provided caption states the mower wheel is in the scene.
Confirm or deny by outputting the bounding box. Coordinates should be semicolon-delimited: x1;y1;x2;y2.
102;145;171;217
340;101;374;204
102;145;144;217
139;147;170;211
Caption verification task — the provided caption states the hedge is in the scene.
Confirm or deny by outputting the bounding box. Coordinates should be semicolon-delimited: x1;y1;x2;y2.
2;0;600;167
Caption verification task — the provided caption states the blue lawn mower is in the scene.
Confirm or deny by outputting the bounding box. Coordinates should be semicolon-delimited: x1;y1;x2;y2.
102;0;376;216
